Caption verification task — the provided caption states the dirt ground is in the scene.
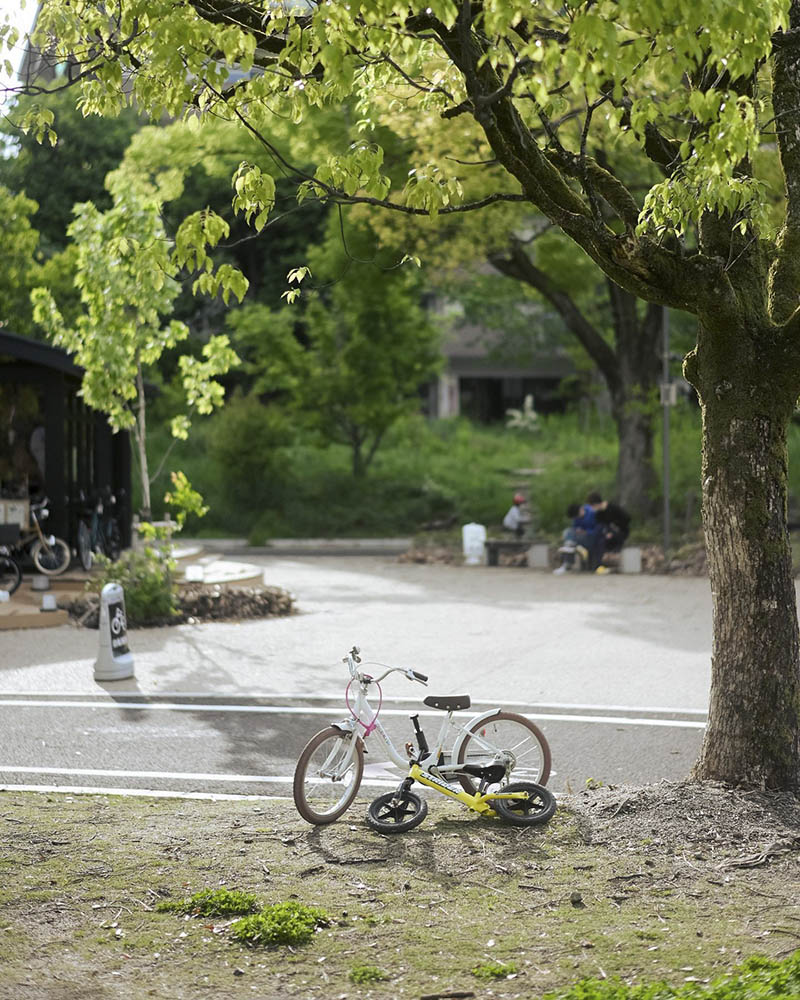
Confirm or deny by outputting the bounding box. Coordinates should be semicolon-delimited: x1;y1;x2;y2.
1;781;799;1000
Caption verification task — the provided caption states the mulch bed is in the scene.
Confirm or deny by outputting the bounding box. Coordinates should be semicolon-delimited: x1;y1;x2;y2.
62;583;295;629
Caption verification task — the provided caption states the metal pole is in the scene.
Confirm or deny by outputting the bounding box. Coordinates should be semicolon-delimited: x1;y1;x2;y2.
662;307;671;555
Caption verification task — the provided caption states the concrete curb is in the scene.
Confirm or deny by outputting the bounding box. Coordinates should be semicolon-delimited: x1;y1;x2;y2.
195;537;414;556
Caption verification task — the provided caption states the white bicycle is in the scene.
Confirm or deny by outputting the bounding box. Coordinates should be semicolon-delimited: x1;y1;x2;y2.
292;646;552;826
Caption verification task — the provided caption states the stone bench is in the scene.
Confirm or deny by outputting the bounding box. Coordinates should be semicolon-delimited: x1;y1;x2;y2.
485;539;550;568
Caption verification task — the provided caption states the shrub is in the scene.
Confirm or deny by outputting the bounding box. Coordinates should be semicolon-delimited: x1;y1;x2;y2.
90;541;176;626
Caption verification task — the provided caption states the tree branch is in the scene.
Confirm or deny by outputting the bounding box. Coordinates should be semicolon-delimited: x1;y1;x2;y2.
490;239;622;393
769;0;800;325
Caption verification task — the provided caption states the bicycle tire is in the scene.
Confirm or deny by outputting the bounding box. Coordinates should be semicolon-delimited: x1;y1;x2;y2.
31;537;71;576
456;711;551;795
491;782;557;826
366;790;427;833
293;727;364;825
0;556;21;595
77;520;93;571
105;519;122;561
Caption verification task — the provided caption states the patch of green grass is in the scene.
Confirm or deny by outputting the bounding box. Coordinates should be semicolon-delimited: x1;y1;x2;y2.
230;901;331;947
545;952;800;1000
156;887;260;917
473;960;519;979
349;964;390;984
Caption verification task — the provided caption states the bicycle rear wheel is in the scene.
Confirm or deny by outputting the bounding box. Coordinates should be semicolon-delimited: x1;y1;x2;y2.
31;537;71;575
293;727;364;825
457;711;551;794
491;782;556;826
104;519;122;561
77;520;93;571
0;556;21;595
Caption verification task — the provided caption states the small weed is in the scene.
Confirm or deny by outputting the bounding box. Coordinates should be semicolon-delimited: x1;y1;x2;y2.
349;965;389;984
156;888;260;917
473;960;518;979
585;777;605;790
231;901;331;947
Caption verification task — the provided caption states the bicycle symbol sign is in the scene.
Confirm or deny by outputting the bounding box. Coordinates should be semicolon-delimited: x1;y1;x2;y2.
108;601;129;654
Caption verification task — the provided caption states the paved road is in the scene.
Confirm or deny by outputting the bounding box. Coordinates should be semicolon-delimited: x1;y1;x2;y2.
0;556;713;798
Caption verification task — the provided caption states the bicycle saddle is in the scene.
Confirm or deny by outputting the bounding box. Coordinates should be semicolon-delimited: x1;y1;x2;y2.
423;694;471;712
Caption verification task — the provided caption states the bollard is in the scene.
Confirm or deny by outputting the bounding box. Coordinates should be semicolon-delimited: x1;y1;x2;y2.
94;582;135;681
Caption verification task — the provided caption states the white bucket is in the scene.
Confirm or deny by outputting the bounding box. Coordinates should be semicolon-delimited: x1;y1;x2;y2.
462;523;487;565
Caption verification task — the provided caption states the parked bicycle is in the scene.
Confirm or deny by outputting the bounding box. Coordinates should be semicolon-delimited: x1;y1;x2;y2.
8;498;71;576
0;535;21;595
293;646;553;828
76;488;123;571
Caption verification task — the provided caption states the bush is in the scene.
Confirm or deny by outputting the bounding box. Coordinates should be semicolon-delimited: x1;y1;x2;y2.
143;405;718;542
90;541;176;626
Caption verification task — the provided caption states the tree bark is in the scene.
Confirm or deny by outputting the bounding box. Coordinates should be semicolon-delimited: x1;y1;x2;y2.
686;324;800;789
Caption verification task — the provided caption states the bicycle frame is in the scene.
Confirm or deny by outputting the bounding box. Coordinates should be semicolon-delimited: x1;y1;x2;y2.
330;652;512;788
407;762;534;816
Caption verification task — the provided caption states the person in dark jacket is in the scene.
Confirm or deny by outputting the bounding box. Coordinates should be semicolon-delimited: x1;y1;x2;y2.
586;491;631;566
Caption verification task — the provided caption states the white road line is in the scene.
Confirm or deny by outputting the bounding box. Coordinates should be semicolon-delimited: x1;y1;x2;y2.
0;692;710;715
0;764;400;787
0;784;287;801
0;699;706;727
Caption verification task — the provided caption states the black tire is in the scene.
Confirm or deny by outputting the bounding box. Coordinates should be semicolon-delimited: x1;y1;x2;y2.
366;790;428;833
31;537;71;575
457;711;551;795
491;782;557;826
0;556;21;596
77;520;93;571
293;727;364;825
105;519;122;561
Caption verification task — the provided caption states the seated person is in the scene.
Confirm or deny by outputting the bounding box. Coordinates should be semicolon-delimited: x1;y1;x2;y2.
502;493;529;538
586;491;631;564
553;502;601;574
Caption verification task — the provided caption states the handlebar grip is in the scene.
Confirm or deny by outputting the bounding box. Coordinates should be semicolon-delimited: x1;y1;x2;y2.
412;670;428;682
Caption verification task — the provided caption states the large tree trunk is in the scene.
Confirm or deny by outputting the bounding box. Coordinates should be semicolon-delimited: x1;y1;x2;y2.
687;325;800;789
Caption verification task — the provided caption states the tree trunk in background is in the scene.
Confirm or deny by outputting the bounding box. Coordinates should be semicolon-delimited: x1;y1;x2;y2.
490;245;662;520
135;365;152;521
607;286;662;517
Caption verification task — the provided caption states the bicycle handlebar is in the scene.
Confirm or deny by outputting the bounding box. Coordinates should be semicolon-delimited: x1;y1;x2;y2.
343;648;428;686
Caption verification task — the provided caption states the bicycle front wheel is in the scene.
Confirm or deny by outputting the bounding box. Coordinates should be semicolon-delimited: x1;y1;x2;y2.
293;727;364;825
0;556;21;595
31;537;71;575
457;711;551;794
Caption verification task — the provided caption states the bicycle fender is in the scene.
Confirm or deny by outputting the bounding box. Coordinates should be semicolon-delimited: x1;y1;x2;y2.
450;707;504;763
331;718;358;735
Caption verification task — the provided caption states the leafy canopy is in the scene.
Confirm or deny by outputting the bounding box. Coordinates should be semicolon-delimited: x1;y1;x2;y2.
15;0;788;267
